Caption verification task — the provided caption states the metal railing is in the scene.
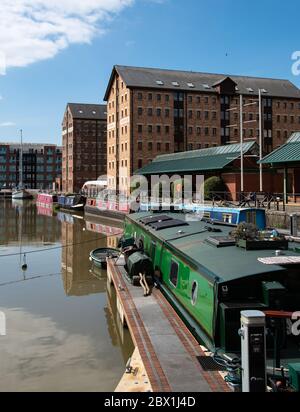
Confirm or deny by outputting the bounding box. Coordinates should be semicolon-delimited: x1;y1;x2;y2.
207;191;300;212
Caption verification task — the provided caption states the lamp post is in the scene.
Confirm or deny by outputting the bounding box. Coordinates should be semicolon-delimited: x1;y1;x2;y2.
258;89;263;192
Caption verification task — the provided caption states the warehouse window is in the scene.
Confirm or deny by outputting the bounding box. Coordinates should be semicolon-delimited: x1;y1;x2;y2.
169;260;179;288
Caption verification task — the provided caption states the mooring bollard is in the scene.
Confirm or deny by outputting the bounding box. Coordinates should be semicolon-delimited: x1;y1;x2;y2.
290;214;298;237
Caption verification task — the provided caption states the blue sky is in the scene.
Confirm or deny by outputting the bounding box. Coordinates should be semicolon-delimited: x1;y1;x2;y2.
0;0;300;145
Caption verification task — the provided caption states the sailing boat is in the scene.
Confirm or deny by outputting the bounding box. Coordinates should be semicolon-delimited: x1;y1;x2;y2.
12;130;33;200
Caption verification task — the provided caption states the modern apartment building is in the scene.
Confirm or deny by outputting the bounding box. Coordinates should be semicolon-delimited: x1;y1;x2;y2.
62;103;107;193
104;65;300;193
0;142;62;189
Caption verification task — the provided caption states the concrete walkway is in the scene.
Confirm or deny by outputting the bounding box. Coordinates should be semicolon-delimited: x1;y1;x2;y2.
108;258;230;393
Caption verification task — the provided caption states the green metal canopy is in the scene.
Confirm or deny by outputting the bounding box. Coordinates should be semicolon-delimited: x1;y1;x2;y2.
260;132;300;165
137;142;257;175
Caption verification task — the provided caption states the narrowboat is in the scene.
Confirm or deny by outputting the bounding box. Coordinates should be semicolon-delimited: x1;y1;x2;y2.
58;194;86;212
139;204;267;230
85;190;129;221
36;193;58;209
122;211;300;386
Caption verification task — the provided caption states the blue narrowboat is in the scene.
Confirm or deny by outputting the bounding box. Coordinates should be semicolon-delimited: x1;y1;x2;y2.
139;203;266;230
58;194;86;212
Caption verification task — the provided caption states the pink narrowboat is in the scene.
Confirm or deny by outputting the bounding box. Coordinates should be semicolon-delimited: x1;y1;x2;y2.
36;193;58;209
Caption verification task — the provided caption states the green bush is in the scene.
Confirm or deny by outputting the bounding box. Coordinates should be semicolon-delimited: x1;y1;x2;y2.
204;176;227;200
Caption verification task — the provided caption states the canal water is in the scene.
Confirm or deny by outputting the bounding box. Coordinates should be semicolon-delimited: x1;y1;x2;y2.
0;199;134;392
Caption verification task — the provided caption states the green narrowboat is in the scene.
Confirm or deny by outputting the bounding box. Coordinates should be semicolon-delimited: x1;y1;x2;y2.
123;211;300;368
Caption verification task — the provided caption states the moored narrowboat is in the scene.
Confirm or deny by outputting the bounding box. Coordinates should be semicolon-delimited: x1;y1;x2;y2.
36;193;58;209
58;194;86;212
139;204;267;230
122;210;300;385
85;190;129;221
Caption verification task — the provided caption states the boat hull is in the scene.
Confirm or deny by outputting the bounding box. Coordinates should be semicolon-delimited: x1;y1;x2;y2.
58;194;86;212
12;190;33;200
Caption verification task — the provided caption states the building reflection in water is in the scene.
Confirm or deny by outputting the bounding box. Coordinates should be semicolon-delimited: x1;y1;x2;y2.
59;212;123;297
59;211;133;362
0;199;61;246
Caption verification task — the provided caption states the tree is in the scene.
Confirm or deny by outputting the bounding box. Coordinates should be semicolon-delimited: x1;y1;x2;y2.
204;176;227;200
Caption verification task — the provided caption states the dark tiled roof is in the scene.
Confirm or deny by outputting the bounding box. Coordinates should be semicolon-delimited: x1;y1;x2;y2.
104;65;300;100
68;103;107;120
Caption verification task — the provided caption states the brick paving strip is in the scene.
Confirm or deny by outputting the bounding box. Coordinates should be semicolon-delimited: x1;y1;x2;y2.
108;258;230;393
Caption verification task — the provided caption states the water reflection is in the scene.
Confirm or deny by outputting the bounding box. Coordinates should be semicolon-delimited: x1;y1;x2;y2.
0;199;60;247
0;200;133;392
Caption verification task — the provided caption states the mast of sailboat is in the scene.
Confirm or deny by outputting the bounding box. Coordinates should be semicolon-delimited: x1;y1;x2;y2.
19;129;23;189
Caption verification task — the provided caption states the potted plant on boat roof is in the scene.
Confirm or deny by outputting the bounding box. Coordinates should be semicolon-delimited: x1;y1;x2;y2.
231;222;258;250
231;223;288;251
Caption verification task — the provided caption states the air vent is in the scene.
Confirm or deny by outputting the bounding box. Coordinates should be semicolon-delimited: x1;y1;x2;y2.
172;81;180;87
187;82;195;88
203;84;211;89
140;215;172;225
261;89;268;93
156;80;164;85
149;219;189;231
247;88;254;93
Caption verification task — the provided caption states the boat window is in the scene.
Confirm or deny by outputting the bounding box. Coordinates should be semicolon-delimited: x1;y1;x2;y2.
203;212;211;219
222;213;232;224
191;281;198;306
169;260;179;288
246;210;256;225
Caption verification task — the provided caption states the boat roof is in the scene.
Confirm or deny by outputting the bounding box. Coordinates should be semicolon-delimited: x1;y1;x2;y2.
127;212;300;284
141;205;265;213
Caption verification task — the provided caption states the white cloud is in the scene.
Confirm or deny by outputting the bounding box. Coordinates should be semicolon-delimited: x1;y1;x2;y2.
0;308;122;391
0;0;134;69
0;122;16;127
